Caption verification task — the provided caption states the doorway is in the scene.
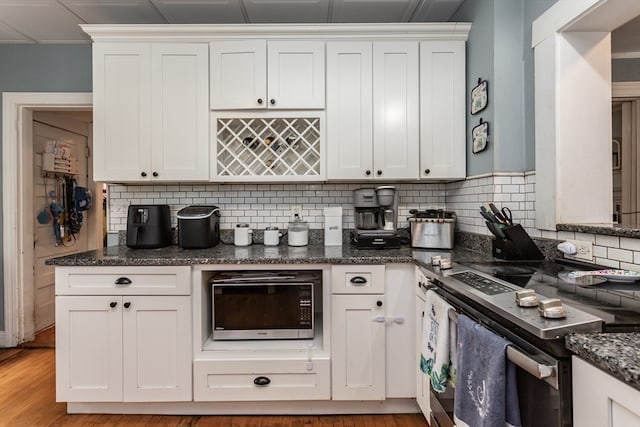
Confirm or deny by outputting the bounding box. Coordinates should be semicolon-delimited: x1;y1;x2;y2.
2;92;102;347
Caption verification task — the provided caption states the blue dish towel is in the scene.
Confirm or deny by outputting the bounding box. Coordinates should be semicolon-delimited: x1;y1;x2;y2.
453;314;521;427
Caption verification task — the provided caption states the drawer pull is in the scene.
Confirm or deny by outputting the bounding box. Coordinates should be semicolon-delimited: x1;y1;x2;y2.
349;276;367;285
124;302;131;309
253;376;271;386
115;277;132;286
109;301;117;308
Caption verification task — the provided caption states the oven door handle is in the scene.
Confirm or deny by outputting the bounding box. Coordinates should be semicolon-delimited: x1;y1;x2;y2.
506;346;556;383
448;306;558;388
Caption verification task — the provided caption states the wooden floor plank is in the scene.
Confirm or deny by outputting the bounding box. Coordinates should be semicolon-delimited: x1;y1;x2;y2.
0;348;430;427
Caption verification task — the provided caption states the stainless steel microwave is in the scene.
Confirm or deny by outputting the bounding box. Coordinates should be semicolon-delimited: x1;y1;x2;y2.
211;275;314;340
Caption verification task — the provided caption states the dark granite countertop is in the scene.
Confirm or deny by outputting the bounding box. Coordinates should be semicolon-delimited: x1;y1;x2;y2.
557;223;640;239
45;241;489;267
566;333;640;391
46;241;640;391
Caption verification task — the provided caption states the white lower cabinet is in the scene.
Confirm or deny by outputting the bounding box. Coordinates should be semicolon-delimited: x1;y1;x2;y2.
193;358;330;401
330;264;415;401
572;356;640;427
331;293;386;400
415;267;431;418
55;267;192;403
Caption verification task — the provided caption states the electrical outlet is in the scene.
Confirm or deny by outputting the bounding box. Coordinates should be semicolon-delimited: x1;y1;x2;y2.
567;239;593;261
290;205;302;220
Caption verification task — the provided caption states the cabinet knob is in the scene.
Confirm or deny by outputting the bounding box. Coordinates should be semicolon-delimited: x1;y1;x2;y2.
257;98;263;105
141;171;147;177
270;99;276;105
152;171;158;177
253;376;271;386
109;301;117;308
376;300;383;307
424;168;431;175
377;170;382;176
365;169;371;176
124;302;131;309
115;277;132;285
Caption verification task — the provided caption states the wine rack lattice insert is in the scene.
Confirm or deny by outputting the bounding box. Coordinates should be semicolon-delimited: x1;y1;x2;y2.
217;117;321;177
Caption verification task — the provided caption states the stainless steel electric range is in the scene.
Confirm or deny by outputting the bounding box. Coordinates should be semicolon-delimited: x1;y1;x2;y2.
421;258;640;427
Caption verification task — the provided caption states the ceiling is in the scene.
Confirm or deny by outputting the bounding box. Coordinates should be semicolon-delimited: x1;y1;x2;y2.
0;0;637;55
0;0;466;44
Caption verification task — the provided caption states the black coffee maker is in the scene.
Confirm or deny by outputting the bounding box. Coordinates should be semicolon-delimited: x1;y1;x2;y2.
126;205;172;249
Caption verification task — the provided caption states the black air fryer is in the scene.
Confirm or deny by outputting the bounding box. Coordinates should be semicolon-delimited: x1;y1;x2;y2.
126;205;172;249
177;205;221;249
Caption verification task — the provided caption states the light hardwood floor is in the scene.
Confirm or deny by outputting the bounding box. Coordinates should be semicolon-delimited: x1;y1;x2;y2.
0;346;430;427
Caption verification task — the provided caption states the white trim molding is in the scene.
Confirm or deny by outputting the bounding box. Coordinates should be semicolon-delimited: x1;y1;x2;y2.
2;92;92;347
612;81;640;98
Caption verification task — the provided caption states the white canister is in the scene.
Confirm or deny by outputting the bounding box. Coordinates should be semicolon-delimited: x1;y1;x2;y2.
288;219;309;246
323;206;343;246
234;223;253;246
263;227;282;246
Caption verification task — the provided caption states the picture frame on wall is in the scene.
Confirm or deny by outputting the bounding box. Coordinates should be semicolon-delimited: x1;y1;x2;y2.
470;78;488;115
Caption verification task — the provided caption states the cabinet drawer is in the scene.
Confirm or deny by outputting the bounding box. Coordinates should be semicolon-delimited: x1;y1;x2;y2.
193;358;330;401
331;265;385;294
55;266;191;295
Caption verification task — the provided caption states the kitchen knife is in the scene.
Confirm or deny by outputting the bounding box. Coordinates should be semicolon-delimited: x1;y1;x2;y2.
485;221;506;239
480;205;500;224
488;203;508;225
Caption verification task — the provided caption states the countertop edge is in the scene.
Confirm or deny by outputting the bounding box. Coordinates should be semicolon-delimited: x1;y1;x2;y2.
566;333;640;392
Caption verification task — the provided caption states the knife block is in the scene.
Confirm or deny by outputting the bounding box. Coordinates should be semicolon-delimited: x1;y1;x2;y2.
492;224;544;260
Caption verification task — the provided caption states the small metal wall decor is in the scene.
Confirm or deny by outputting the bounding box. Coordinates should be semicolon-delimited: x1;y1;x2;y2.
472;118;489;154
470;78;488;115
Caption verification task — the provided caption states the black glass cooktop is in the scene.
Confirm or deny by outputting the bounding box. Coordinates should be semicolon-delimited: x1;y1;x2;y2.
459;259;640;331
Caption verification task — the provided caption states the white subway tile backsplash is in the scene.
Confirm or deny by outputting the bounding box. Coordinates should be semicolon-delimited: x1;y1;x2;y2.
106;172;640;269
595;235;620;248
607;247;634;263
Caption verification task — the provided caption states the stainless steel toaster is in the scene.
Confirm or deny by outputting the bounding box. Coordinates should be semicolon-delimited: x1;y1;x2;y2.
408;209;456;249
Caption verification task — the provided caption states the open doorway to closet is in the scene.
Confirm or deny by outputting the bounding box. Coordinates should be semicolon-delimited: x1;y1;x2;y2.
32;111;103;333
2;92;103;347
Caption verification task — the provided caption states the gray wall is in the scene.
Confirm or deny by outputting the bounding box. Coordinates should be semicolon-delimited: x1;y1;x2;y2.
453;0;557;175
0;44;92;331
613;58;640;81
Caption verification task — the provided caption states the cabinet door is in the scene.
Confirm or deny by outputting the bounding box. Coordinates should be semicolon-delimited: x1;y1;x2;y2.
331;294;386;400
572;356;640;427
56;296;123;402
420;41;466;179
385;265;415;398
151;44;209;181
372;41;419;180
122;296;192;402
415;269;430;418
268;41;325;109
326;42;374;180
210;40;267;110
93;43;151;182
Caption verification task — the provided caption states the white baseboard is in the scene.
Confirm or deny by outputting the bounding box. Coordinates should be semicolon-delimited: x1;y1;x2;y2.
0;331;6;347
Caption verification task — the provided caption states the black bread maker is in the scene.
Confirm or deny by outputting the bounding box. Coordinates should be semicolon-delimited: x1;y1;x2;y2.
126;204;172;249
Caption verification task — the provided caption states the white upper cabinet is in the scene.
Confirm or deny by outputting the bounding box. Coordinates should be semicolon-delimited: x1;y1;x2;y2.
326;41;420;180
326;42;374;180
93;42;209;182
372;41;420;180
420;41;466;179
210;40;325;110
93;43;151;182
